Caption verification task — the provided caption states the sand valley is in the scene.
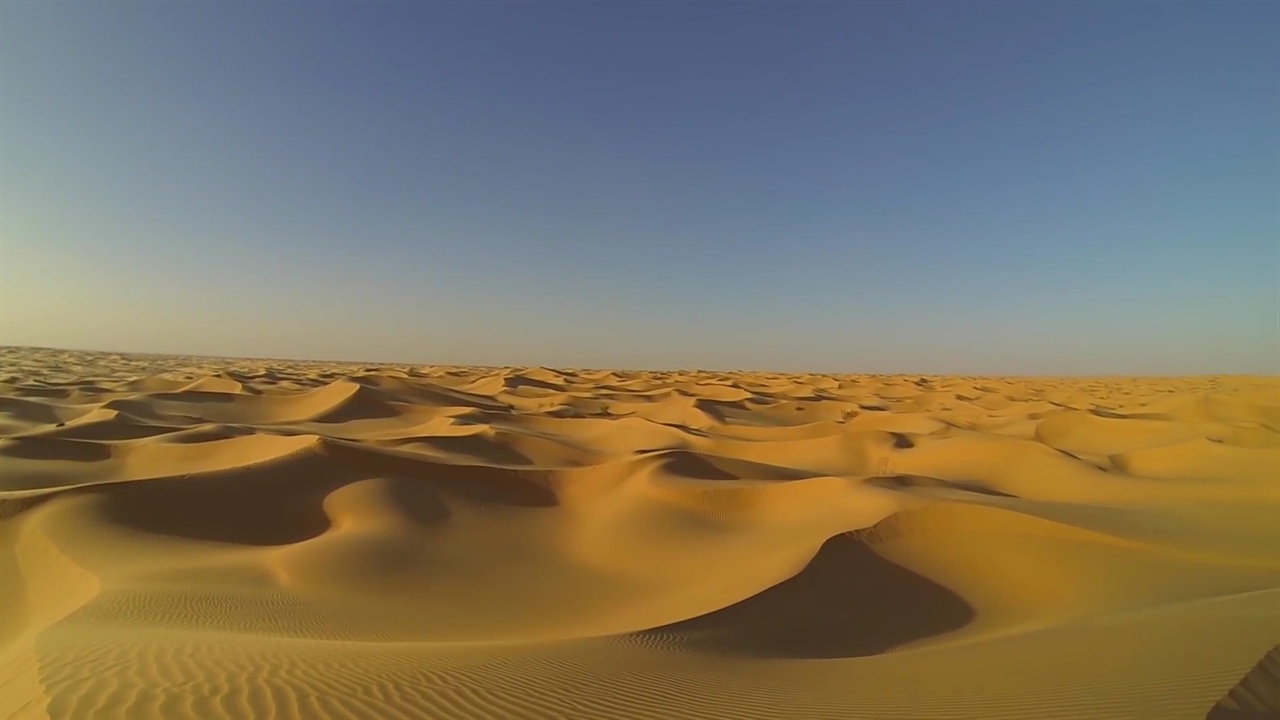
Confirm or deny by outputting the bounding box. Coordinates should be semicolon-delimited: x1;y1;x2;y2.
1;346;1277;720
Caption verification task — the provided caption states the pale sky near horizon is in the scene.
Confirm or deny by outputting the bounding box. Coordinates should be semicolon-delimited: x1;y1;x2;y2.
1;1;1277;375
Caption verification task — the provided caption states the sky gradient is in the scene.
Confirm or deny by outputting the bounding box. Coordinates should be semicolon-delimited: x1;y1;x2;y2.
2;1;1277;374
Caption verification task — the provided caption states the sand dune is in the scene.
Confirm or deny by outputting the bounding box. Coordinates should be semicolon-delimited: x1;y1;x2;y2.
1207;645;1280;719
1;346;1277;720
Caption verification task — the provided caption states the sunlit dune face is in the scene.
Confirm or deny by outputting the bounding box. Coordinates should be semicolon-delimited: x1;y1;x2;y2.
1;347;1278;720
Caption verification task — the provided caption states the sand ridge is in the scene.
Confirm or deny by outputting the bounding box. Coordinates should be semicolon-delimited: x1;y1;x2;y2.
0;346;1277;720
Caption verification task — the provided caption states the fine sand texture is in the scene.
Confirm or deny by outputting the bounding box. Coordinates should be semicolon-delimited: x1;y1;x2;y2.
1;346;1277;720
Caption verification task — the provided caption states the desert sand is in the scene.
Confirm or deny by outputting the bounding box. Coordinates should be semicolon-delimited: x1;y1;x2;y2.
0;345;1277;720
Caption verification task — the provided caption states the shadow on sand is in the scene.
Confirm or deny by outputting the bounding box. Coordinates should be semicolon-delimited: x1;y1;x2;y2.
635;532;974;659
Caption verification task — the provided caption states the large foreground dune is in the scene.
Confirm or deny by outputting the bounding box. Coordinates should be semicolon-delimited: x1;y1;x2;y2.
1;346;1277;720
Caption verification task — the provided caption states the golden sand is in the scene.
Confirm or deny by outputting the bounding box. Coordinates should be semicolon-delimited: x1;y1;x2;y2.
1;346;1277;720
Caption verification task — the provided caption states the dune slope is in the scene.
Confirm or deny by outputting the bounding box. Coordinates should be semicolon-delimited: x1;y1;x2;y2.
1;346;1277;720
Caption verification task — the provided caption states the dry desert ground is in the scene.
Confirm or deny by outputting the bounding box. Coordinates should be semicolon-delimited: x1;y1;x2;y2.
1;346;1277;720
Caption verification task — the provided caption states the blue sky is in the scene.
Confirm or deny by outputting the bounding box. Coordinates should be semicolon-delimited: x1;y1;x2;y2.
1;1;1276;374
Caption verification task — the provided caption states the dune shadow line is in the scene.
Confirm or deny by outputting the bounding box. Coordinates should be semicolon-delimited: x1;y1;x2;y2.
635;532;974;659
1205;645;1280;720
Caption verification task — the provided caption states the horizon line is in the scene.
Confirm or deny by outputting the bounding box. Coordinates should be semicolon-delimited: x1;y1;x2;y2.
3;344;1275;381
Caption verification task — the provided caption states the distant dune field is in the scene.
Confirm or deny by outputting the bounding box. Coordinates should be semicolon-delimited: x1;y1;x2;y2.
1;346;1277;720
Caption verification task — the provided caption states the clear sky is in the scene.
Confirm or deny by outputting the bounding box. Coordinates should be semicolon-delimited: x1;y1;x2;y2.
1;1;1276;375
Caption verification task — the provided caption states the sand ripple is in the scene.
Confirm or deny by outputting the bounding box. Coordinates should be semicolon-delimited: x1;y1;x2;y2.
1;346;1277;720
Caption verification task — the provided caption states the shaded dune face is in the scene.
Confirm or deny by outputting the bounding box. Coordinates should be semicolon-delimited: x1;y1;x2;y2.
96;464;337;547
1;346;1278;720
633;532;975;659
1205;645;1280;720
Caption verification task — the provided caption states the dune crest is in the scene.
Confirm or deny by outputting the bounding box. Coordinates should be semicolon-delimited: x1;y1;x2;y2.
1;346;1277;720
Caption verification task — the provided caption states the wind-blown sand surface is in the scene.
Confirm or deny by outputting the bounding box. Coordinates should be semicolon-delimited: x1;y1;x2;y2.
1;346;1277;720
